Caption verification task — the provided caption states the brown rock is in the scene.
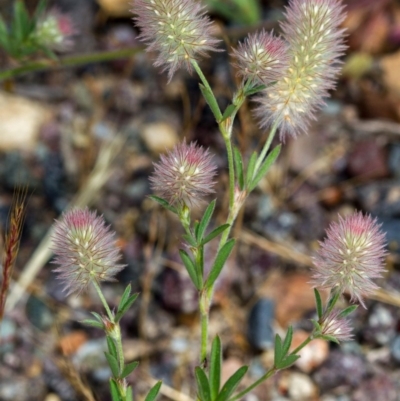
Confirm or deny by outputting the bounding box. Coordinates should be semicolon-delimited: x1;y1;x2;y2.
58;331;88;356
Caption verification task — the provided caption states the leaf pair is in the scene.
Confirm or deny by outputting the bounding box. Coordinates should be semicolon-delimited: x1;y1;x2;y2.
116;284;139;322
274;326;299;370
179;200;232;290
234;145;281;192
196;337;248;401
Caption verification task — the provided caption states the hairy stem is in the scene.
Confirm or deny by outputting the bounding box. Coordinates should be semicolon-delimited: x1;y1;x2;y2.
254;122;278;176
199;291;209;365
92;280;114;322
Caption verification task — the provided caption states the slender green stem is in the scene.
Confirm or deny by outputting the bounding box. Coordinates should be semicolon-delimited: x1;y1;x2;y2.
228;368;276;401
223;136;236;210
199;291;209;365
228;334;315;401
92;280;114;322
0;47;143;81
290;335;313;356
191;59;222;121
253;122;278;176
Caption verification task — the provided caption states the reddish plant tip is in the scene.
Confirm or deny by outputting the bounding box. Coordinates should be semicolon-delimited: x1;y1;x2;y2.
132;0;220;81
51;208;125;295
150;141;217;208
232;30;289;85
320;309;353;342
312;212;387;307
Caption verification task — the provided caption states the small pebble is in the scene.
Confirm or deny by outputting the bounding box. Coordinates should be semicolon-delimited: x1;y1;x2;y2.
248;298;275;350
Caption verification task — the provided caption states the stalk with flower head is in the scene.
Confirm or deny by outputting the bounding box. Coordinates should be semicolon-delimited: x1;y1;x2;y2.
51;208;161;401
48;0;388;400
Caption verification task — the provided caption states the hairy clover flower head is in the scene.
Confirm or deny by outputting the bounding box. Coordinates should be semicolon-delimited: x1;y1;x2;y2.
132;0;220;81
150;141;217;207
320;309;353;342
51;208;125;295
312;212;386;307
232;30;289;85
255;0;347;140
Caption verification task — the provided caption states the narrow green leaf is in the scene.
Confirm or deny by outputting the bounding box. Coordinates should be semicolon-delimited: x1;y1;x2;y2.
195;367;211;401
106;336;118;360
110;379;123;401
274;334;283;366
183;233;198;247
233;147;244;190
148;195;178;214
121;361;139;378
314;289;323;320
248;145;281;192
33;0;47;22
245;151;257;186
115;293;139;322
179;249;201;290
201;224;230;246
327;290;341;314
105;352;120;377
0;15;9;49
205;238;235;289
194;220;200;240
244;84;267;96
209;336;222;400
118;284;132;313
215;366;248;401
90;311;104;322
338;305;358;319
80;319;104;329
197;200;216;242
17;0;30;38
199;83;222;121
220;104;237;122
282;326;293;357
311;319;322;332
145;381;162;401
276;354;300;370
126;386;133;401
12;1;25;41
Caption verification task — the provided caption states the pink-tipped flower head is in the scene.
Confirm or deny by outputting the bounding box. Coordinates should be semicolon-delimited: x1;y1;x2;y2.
51;208;125;295
33;9;76;52
312;212;387;307
150;141;217;208
132;0;220;81
255;0;347;140
232;30;289;85
319;309;353;342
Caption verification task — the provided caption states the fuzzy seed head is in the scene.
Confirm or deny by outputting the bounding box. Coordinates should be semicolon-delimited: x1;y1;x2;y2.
32;9;75;52
255;0;347;139
312;212;387;307
232;30;289;85
132;0;220;81
150;141;217;207
320;309;353;342
51;208;125;295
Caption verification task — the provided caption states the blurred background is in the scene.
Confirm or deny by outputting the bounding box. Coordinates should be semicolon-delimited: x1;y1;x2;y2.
2;0;400;400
